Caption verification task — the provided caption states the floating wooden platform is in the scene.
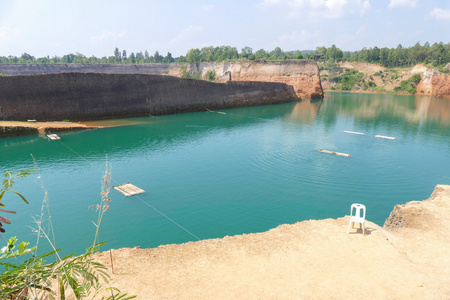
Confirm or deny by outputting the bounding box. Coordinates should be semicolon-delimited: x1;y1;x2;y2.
47;134;61;140
342;130;365;135
318;149;351;157
375;135;396;140
113;183;146;197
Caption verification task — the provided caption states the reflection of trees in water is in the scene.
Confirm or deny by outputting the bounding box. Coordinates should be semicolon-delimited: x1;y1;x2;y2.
318;93;450;132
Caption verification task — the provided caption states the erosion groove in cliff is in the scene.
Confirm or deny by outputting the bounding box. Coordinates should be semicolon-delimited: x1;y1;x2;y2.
0;60;324;100
0;73;298;121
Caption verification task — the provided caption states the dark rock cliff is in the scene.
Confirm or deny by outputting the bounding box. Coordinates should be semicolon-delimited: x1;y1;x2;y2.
0;73;298;121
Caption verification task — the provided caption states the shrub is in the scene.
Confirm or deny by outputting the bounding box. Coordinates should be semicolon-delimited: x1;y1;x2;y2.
393;73;421;94
206;70;216;81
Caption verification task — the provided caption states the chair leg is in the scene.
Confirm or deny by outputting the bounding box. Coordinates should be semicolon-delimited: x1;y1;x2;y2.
348;221;352;233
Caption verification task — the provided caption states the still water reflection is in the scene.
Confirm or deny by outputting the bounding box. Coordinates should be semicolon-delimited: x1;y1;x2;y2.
0;92;449;256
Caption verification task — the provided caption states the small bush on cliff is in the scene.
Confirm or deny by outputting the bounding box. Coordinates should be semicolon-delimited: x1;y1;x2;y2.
334;69;365;91
206;70;216;82
393;73;421;94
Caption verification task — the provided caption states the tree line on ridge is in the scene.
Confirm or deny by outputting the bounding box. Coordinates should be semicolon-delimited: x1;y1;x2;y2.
1;42;449;71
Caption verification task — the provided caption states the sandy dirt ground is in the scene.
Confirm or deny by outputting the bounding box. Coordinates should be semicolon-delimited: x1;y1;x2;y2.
88;185;450;299
0;121;99;135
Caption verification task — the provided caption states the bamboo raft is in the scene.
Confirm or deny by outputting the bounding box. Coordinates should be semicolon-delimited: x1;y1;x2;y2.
342;130;365;135
375;135;396;140
47;134;61;140
318;149;351;157
113;183;146;197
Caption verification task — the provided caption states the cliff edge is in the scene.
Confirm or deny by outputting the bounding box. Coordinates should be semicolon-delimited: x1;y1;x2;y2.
0;73;298;121
0;60;324;100
89;185;450;299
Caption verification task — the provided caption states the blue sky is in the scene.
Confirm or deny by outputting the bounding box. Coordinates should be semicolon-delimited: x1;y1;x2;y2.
0;0;449;58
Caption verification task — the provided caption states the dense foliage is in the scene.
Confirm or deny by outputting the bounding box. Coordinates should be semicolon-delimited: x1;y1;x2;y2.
319;42;450;69
1;42;449;70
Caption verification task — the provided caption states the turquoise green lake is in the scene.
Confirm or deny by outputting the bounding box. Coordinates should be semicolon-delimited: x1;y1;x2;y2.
1;92;449;256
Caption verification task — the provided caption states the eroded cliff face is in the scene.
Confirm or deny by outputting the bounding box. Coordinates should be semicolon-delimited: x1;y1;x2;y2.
429;74;450;99
0;60;324;100
180;60;323;99
0;73;298;121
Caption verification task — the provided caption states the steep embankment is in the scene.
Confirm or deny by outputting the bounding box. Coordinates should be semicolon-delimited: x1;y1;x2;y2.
0;60;323;100
0;73;298;121
89;185;450;299
321;61;450;99
183;60;323;99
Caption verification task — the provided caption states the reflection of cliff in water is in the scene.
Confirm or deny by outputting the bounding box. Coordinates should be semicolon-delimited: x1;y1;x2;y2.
320;93;450;133
285;99;323;124
1;103;299;166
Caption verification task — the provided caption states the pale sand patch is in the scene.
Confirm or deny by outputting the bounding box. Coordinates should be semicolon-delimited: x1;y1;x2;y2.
0;121;99;135
88;185;450;299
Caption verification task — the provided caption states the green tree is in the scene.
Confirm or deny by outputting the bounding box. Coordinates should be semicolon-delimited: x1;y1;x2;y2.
114;48;121;63
154;51;163;63
164;52;174;63
129;52;135;63
240;46;253;59
186;48;201;63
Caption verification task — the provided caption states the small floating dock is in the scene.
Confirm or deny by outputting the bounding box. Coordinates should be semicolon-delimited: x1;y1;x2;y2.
113;183;146;197
318;149;351;157
375;135;396;140
47;134;61;140
342;130;365;135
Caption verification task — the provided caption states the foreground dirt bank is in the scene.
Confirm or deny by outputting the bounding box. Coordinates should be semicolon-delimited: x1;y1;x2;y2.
91;185;450;299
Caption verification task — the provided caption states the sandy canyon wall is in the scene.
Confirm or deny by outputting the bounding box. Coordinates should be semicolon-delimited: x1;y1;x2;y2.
419;73;450;100
320;61;450;99
0;60;323;100
0;73;298;121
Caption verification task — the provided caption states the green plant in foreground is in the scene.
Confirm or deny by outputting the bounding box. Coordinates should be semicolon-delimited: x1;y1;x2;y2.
0;167;135;299
0;170;34;233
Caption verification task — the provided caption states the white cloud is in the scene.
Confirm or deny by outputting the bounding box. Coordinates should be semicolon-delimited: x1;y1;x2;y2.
429;8;450;20
170;26;203;43
0;26;20;43
388;0;418;8
90;30;126;43
261;0;370;19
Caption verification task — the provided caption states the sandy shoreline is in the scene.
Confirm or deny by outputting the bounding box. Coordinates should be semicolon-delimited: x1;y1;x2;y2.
0;120;100;137
87;185;450;299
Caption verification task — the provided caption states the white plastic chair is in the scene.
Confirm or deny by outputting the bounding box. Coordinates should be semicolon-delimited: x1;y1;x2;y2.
348;203;366;234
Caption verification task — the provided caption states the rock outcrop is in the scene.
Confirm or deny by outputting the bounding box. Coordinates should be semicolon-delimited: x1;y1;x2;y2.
429;74;450;99
0;73;298;121
0;60;324;100
182;60;323;99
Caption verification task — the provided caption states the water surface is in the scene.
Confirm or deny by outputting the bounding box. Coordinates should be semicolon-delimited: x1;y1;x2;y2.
1;92;449;256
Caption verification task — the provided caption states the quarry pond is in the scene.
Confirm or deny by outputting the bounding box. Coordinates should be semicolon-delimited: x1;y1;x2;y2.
1;92;449;256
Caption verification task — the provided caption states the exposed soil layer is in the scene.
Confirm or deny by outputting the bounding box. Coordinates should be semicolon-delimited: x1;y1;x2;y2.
87;185;450;299
0;121;99;138
0;60;323;100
